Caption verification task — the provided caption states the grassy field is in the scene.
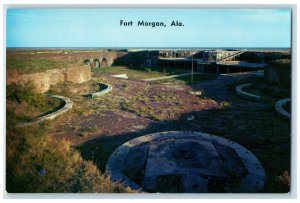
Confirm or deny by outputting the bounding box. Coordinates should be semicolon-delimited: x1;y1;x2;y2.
6;55;79;75
234;76;291;107
6;82;66;122
93;66;187;80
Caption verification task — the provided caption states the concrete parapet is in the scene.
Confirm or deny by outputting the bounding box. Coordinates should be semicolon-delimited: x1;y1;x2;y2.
85;83;112;98
17;95;73;127
7;66;91;93
111;74;128;79
236;83;261;101
275;98;291;119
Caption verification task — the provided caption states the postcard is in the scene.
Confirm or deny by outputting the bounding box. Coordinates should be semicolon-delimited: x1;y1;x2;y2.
5;6;292;195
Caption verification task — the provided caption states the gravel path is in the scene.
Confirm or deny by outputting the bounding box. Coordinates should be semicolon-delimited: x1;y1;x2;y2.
143;72;198;81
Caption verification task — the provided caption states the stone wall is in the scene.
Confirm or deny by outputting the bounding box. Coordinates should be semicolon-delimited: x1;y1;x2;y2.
7;66;91;93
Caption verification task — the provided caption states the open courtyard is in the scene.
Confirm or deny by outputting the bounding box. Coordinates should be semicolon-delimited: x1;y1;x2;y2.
6;49;291;193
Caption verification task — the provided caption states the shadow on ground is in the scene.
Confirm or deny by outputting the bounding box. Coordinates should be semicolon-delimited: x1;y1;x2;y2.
76;93;290;192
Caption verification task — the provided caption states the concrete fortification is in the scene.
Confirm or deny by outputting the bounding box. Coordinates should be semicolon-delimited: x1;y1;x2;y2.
7;66;91;93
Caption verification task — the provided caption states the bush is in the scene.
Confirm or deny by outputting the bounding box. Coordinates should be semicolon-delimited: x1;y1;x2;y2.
7;82;46;108
276;170;291;192
119;99;129;111
144;68;152;72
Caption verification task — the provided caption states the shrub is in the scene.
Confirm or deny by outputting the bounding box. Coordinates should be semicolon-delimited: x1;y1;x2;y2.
119;99;129;111
275;170;291;192
7;82;46;108
144;68;152;72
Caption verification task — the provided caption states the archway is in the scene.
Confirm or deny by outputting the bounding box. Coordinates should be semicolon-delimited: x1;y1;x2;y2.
83;59;91;66
93;59;100;68
101;58;108;67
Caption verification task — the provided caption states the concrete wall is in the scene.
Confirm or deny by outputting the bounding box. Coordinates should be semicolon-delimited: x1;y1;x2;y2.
7;66;91;93
17;95;73;127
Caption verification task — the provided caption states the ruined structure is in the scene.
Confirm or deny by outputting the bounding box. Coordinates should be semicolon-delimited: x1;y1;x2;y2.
159;49;244;62
35;50;128;68
7;66;91;93
113;50;159;67
7;49;290;93
106;131;265;193
84;83;112;98
158;49;291;74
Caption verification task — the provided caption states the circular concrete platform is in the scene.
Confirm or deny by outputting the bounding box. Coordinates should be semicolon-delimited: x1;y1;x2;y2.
84;82;112;98
106;131;265;193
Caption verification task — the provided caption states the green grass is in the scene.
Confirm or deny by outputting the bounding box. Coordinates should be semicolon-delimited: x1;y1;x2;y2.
93;66;187;80
6;82;65;122
230;75;290;107
7;55;79;75
243;84;290;104
119;89;182;121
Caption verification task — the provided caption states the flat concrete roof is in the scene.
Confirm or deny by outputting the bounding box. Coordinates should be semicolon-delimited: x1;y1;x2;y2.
159;58;205;62
217;61;267;68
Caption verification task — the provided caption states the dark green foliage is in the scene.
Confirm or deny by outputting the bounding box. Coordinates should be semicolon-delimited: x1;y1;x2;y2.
7;82;64;114
119;99;129;111
7;82;45;107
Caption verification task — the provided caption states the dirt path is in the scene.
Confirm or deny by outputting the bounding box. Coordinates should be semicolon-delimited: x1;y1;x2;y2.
142;72;195;81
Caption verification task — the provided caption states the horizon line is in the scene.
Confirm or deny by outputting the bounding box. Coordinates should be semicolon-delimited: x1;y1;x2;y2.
6;47;291;49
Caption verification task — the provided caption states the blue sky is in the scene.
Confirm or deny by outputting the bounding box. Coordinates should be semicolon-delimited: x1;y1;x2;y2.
6;8;291;48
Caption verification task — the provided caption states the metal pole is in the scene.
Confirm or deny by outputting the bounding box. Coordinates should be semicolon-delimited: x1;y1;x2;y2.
191;55;194;82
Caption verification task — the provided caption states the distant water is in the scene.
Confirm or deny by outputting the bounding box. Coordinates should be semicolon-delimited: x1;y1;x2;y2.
7;47;291;50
